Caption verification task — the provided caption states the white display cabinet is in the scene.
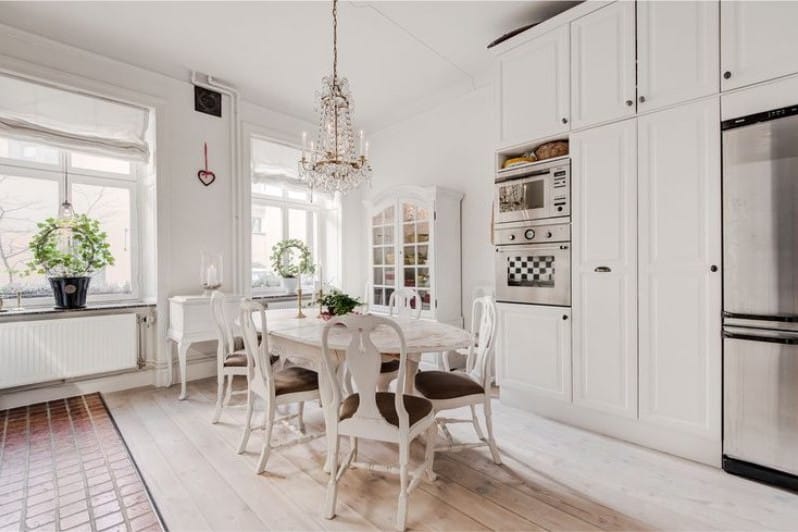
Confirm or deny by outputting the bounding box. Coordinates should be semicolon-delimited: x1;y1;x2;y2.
365;185;463;326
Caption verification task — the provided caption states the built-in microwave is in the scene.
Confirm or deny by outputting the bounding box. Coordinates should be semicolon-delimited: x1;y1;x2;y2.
494;157;570;224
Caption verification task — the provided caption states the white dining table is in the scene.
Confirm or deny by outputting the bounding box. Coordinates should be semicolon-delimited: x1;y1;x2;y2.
253;308;472;471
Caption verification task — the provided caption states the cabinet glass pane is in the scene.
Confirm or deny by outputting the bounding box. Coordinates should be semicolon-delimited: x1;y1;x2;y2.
404;268;416;287
384;268;395;285
402;203;416;222
417;245;429;266
417;268;430;288
373;226;394;246
416;221;430;243
373;247;384;266
403;245;416;265
385;248;395;265
385;287;395;305
372;211;383;225
415;206;429;221
403;223;415;244
373;267;383;286
418;289;431;311
373;288;384;306
385;205;395;223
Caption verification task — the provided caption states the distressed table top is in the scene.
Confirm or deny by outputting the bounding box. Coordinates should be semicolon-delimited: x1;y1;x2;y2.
254;308;471;354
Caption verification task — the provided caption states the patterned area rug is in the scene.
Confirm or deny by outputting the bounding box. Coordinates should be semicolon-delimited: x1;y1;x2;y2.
0;393;165;532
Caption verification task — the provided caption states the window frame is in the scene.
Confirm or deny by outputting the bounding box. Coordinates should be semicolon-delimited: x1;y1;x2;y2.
0;143;141;307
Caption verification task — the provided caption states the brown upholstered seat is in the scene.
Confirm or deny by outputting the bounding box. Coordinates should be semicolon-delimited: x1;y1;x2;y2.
274;366;319;396
339;392;432;427
414;371;484;400
380;359;400;373
224;351;278;367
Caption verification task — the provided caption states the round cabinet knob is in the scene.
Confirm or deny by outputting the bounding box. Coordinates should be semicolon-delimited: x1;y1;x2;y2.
723;71;732;80
639;95;646;103
508;234;515;241
626;99;633;107
524;229;536;240
561;117;568;124
562;314;568;320
546;231;553;238
710;265;719;272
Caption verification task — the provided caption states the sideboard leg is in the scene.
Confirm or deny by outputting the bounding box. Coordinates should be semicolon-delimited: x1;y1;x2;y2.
178;341;189;400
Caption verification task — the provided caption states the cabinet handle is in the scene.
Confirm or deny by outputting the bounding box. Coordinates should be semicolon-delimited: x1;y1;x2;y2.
710;265;719;272
594;266;612;273
562;314;569;320
561;117;568;124
625;99;633;107
638;95;646;103
723;71;732;80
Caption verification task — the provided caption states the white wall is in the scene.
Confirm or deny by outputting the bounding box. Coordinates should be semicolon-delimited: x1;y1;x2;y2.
0;24;319;385
364;85;496;324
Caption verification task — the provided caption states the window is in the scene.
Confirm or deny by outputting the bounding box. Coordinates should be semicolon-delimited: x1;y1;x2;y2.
250;136;339;293
0;136;139;301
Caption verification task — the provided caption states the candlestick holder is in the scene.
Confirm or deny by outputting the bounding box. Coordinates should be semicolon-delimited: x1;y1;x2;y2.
201;251;223;295
296;274;306;319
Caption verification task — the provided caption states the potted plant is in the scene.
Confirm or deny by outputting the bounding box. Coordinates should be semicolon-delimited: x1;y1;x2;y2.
319;289;361;320
270;239;315;295
27;214;114;309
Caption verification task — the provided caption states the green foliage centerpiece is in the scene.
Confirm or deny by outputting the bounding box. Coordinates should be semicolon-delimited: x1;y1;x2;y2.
318;289;361;321
28;214;114;309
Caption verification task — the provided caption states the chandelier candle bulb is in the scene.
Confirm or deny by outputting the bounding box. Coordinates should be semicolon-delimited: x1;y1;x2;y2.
359;129;365;156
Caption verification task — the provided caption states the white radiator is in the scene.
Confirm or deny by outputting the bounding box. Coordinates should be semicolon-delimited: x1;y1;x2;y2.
0;313;138;389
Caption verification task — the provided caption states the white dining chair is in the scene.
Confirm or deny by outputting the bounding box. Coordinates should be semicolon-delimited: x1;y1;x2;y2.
320;314;437;531
237;300;322;474
413;296;501;464
210;291;251;423
377;287;422;391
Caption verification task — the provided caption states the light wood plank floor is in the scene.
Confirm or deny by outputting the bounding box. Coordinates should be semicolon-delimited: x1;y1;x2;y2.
105;379;798;531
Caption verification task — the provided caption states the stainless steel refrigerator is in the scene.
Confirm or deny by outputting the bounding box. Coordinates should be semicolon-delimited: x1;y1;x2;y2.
722;104;798;491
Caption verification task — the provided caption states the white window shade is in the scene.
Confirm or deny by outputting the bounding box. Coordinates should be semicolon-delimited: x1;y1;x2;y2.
0;74;150;162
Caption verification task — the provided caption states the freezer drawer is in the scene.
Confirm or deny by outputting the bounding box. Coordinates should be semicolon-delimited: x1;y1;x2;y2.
723;327;798;476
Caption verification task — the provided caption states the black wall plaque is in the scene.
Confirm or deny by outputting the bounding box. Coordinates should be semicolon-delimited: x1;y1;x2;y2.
194;85;222;117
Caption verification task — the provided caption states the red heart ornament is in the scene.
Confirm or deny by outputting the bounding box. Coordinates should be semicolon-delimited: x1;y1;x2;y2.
197;169;216;186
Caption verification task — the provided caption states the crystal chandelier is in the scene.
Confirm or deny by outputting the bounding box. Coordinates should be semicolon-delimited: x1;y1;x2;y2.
299;0;371;195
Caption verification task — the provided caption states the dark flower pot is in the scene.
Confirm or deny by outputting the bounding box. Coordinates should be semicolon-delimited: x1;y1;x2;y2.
49;276;91;309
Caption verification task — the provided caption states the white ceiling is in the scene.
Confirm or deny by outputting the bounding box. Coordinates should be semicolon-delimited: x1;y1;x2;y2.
0;1;578;132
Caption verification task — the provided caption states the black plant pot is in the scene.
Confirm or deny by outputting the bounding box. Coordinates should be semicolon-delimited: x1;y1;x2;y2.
49;276;91;309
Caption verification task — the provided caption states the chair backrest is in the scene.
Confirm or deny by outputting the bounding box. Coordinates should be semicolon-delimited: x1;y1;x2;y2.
210;290;236;357
320;314;412;432
388;287;422;319
239;299;275;394
466;296;498;388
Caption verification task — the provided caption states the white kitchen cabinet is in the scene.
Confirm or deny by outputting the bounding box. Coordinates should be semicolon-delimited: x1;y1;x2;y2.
570;1;636;129
637;1;719;111
637;98;721;439
498;25;570;146
571;119;638;418
496;303;571;402
365;185;463;326
721;1;798;91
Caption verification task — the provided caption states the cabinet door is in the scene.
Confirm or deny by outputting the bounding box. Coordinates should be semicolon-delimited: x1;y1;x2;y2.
498;25;570;145
571;119;638;418
497;304;571;401
638;1;719;111
721;1;798;91
637;98;721;439
570;1;636;129
370;201;397;311
399;200;434;314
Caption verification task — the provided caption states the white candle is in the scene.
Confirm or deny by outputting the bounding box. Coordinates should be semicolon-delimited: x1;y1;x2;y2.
301;131;308;159
206;264;218;286
364;140;370;157
359;130;365;156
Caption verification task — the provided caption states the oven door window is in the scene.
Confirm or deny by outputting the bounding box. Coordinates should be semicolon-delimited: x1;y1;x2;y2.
498;179;544;213
506;254;555;287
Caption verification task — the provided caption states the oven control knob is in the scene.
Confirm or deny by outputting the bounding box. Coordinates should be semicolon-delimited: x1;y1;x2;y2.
524;229;535;240
508;234;515;241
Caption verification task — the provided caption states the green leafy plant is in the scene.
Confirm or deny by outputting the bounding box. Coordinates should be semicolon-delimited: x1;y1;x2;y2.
319;289;361;316
270;239;315;278
27;214;114;277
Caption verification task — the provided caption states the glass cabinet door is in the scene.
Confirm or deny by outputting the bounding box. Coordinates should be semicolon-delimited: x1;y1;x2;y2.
371;204;396;308
400;201;432;311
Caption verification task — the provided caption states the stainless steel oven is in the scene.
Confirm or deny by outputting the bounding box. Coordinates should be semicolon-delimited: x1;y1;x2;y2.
494;219;570;306
494;157;570;225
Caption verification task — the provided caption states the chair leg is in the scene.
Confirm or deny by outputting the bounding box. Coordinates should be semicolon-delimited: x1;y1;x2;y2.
424;424;437;482
297;402;306;434
255;405;275;474
396;440;409;531
237;390;254;454
470;404;486;441
212;372;225;424
223;373;234;406
350;436;358;462
324;432;339;520
483;397;501;465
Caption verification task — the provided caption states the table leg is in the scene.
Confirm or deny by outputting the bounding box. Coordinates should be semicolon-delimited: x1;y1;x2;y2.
178;340;189;400
404;355;420;395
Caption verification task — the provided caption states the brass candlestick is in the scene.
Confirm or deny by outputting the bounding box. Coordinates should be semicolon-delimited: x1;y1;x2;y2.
296;273;306;319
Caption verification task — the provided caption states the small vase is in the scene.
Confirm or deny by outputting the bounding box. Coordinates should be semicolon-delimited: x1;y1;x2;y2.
49;276;91;309
282;277;298;295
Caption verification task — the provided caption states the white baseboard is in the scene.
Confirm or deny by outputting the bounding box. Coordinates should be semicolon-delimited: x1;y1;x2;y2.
501;386;721;468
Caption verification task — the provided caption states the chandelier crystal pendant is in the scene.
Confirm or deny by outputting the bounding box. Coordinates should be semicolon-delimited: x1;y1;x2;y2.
299;0;371;195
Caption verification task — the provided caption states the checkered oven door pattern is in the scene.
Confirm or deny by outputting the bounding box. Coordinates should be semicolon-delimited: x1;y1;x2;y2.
507;255;556;287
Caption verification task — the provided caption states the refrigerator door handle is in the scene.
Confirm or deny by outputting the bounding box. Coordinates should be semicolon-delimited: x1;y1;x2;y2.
723;331;798;345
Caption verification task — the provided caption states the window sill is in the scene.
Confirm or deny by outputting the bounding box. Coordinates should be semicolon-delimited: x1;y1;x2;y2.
0;299;155;322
